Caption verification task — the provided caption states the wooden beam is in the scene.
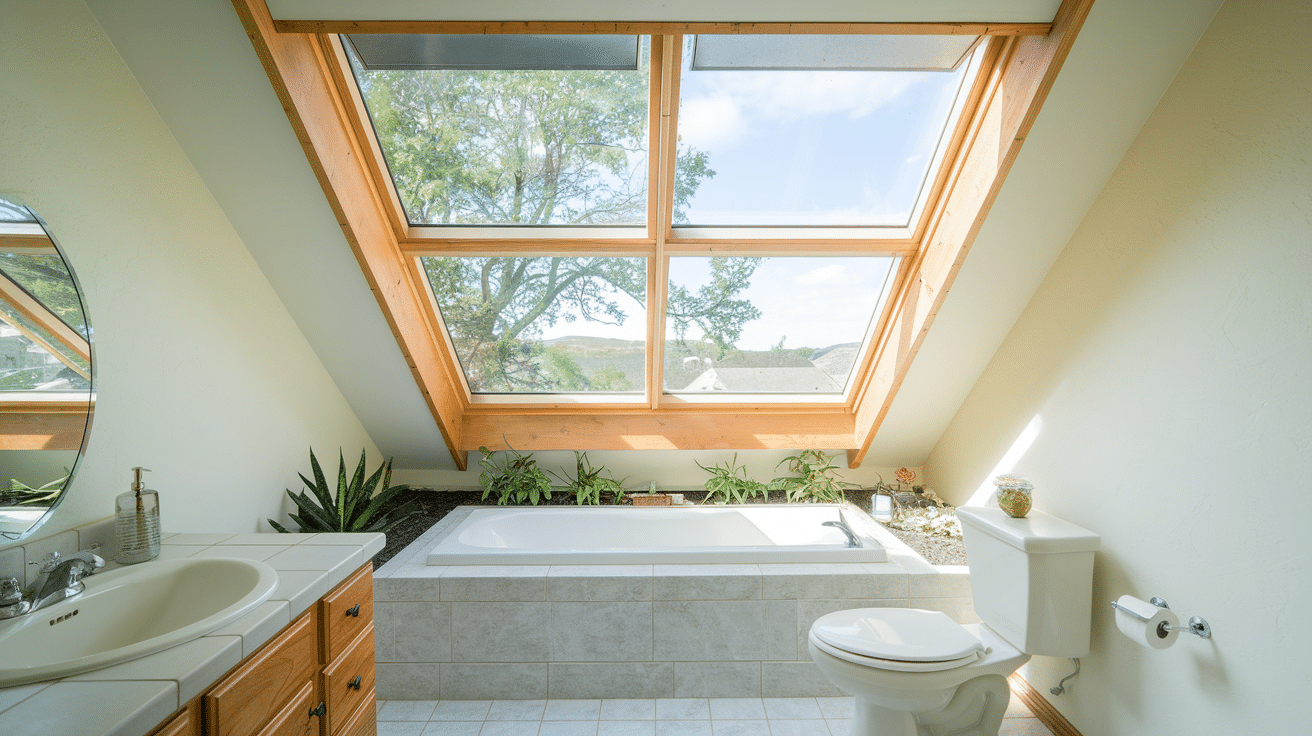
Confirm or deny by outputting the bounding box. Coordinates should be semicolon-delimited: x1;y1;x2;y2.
464;411;856;452
0;270;90;368
274;20;1052;37
231;0;468;468
848;0;1095;468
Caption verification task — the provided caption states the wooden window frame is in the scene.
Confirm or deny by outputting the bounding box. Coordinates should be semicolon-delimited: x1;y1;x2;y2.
232;0;1094;469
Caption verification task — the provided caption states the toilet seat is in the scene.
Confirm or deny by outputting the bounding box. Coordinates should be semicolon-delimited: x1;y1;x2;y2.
809;608;985;673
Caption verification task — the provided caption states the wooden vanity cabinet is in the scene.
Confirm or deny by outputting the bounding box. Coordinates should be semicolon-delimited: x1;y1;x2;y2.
146;563;376;736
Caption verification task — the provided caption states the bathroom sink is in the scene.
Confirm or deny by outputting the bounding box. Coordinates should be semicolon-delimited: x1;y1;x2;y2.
0;556;278;687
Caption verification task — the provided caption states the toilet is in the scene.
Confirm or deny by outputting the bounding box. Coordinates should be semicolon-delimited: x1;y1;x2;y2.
808;506;1099;736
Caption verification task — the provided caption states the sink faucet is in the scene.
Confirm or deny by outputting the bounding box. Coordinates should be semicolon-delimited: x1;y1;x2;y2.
822;510;862;548
0;549;106;619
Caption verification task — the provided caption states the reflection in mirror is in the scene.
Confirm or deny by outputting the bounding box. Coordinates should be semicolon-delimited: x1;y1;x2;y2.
0;195;94;540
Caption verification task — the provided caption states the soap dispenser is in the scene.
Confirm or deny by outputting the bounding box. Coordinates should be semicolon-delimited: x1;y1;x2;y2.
115;466;160;564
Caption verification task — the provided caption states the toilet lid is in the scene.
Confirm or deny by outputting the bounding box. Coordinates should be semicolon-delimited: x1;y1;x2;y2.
810;608;984;662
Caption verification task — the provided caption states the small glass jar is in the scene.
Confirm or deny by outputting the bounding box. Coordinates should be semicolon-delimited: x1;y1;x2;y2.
994;475;1033;518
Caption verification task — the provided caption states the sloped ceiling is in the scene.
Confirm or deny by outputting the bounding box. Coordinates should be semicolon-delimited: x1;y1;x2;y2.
84;0;1221;469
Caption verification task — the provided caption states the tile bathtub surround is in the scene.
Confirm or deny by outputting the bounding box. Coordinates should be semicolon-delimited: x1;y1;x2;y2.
374;507;977;701
374;697;1057;736
0;528;385;736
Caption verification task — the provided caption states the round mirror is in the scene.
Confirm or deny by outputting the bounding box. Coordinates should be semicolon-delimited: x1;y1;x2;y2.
0;195;94;541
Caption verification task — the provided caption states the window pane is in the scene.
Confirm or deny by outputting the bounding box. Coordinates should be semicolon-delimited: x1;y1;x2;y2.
422;256;646;394
0;302;89;391
664;256;896;394
0;253;87;337
346;37;651;227
675;36;980;227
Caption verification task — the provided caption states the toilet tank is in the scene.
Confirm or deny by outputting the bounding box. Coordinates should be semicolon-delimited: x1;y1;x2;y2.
957;507;1100;657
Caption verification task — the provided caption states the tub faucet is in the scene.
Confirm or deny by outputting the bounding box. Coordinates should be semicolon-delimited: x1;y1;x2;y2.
24;549;105;614
822;511;862;548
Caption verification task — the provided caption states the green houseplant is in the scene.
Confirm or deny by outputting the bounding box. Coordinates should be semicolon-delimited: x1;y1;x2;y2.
268;449;419;534
698;453;768;504
550;451;626;505
769;450;851;504
478;444;553;505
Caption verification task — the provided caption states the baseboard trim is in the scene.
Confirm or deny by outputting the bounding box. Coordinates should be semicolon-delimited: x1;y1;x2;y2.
1008;673;1083;736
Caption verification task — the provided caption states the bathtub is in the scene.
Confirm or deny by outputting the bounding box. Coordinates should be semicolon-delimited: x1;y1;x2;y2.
424;503;887;565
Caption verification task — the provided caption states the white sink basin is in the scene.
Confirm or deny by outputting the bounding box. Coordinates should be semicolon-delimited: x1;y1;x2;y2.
0;556;278;687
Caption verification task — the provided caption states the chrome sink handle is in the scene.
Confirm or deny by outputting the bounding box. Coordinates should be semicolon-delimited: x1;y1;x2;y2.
27;549;106;613
0;577;29;619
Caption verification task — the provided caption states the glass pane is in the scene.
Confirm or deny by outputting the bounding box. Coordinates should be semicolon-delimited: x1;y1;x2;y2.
0;253;87;336
422;256;646;394
675;36;980;227
664;256;896;394
346;37;651;227
0;305;89;391
0;196;35;222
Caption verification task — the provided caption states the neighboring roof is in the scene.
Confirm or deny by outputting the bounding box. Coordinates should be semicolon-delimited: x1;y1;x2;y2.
682;366;841;393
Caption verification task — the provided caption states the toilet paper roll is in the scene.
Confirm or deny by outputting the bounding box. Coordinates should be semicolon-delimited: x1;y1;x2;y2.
1115;595;1179;649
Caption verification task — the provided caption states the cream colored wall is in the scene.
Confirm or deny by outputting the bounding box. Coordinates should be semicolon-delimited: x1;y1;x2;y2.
0;0;378;538
926;1;1311;733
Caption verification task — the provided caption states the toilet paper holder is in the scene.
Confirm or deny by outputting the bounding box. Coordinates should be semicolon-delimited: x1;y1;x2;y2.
1111;597;1212;639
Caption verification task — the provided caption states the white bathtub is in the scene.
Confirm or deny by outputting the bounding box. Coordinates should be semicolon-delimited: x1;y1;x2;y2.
425;504;887;565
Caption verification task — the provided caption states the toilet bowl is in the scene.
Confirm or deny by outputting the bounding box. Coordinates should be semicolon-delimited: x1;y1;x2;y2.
807;608;1027;736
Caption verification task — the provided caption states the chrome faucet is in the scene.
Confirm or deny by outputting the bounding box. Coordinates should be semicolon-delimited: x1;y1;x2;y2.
0;549;105;619
822;510;862;548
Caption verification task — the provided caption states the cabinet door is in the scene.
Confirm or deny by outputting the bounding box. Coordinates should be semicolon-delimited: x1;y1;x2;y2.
323;625;375;735
336;694;377;736
148;700;200;736
255;681;321;736
321;563;373;662
205;610;318;736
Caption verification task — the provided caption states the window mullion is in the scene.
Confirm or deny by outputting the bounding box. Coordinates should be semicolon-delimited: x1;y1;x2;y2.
648;35;682;408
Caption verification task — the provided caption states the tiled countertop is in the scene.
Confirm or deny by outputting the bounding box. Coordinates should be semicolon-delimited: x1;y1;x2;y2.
0;531;385;736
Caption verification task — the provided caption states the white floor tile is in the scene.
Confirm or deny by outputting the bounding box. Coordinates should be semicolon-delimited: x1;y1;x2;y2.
761;699;821;720
709;699;767;720
824;719;850;735
598;721;657;736
378;722;428;736
655;721;713;736
422;723;483;736
540;721;601;736
545;700;603;720
480;721;540;736
656;699;711;720
489;700;547;721
379;700;441;721
815;698;854;720
601;699;657;720
709;721;770;736
433;701;495;721
765;719;828;736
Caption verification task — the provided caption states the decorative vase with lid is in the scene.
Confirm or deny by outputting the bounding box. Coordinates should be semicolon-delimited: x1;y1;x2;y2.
994;475;1033;518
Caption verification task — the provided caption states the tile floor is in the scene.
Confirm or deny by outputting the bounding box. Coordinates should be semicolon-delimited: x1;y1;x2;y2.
376;696;1056;735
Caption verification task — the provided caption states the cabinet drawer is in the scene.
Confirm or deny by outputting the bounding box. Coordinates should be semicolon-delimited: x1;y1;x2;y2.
256;680;321;736
323;625;375;735
205;610;318;736
148;700;200;736
336;693;377;736
320;564;373;662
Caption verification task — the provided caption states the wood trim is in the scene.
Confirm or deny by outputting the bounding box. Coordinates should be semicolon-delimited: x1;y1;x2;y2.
1008;673;1084;736
0;269;91;368
274;20;1053;37
398;239;658;257
231;0;468;468
649;35;681;410
0;399;92;451
846;0;1095;468
0;233;58;254
464;411;856;451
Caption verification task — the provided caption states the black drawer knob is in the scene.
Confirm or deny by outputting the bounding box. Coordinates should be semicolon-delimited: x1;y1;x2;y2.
309;701;326;718
348;675;362;690
345;603;360;617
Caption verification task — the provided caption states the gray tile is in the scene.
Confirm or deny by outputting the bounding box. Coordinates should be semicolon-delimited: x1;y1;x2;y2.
815;698;854;720
765;720;829;736
654;601;767;661
656;698;710;720
377;571;443;602
758;564;906;600
377;601;452;662
655;722;713;736
549;566;653;601
674;663;761;699
598;722;656;736
378;700;440;721
550;663;674;699
545;699;603;720
488;699;547;720
761;663;844;698
450;602;552;662
379;722;429;736
761;698;821;720
431;700;494;721
709;721;770;736
652;565;761;600
422;723;482;736
479;722;541;736
764;600;798;661
552;601;653;661
908;567;972;598
708;699;766;720
600;699;657;720
909;597;979;624
376;663;442;700
441;567;549;601
441;664;549;700
540;722;601;736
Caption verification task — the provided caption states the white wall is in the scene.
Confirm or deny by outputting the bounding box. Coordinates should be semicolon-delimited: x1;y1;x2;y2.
925;1;1311;734
0;0;378;539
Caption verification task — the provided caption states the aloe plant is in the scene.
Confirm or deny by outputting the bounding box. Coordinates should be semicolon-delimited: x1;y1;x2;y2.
698;453;768;504
268;449;418;533
478;445;553;505
550;451;626;505
0;471;68;507
769;450;850;504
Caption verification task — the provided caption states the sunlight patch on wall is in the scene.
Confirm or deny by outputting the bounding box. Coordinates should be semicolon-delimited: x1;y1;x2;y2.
966;413;1043;506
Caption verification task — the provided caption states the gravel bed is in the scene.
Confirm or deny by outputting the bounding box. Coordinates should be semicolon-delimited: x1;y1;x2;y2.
372;488;966;568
